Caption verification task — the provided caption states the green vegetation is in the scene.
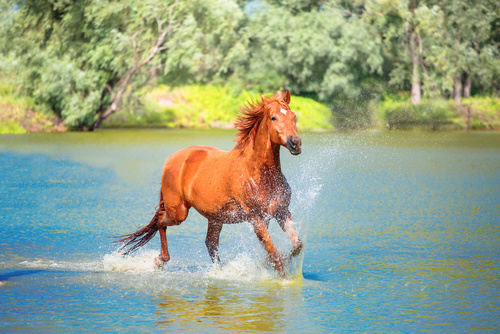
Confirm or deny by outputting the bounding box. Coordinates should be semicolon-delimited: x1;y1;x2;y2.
289;96;334;131
0;82;63;134
461;97;500;130
0;1;498;132
377;97;455;130
105;85;333;130
375;95;500;130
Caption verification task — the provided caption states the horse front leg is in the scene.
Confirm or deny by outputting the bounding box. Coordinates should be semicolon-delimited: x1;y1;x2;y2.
278;212;303;257
205;221;223;264
251;218;286;277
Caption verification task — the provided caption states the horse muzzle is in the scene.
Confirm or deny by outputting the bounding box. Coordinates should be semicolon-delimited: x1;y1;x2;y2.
285;136;302;155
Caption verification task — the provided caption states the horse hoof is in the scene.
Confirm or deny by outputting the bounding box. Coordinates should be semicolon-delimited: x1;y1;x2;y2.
154;256;168;269
291;241;303;257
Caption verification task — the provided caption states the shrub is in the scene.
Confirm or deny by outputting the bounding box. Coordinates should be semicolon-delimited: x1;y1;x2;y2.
0;82;63;134
377;98;455;130
461;97;500;130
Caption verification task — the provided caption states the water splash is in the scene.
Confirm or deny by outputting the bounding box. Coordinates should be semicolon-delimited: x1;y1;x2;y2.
207;253;267;281
102;250;160;272
19;259;102;272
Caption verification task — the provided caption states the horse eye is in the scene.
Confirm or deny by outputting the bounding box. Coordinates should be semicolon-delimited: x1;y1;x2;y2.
271;116;277;121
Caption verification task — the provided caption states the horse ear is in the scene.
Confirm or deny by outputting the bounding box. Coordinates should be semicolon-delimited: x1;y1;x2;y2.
260;94;266;104
284;89;291;104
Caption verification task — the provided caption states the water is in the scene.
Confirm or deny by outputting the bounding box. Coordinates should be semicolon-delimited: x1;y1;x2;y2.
0;129;499;333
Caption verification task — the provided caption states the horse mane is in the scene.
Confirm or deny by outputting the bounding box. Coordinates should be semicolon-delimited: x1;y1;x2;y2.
234;98;266;145
234;93;285;145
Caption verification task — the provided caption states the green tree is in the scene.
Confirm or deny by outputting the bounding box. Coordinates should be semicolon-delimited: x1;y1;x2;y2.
430;0;499;102
0;0;245;130
365;0;440;104
366;0;499;103
222;0;385;128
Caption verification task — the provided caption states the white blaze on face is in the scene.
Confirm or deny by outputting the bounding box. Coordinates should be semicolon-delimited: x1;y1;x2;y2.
280;108;287;115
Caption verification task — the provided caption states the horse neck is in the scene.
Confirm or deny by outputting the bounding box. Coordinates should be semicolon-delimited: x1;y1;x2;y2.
237;122;282;174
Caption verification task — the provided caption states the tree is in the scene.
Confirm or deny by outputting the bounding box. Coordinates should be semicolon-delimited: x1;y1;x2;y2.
432;0;499;103
368;0;499;103
365;0;442;105
408;0;422;104
0;0;245;130
222;0;385;128
89;0;183;130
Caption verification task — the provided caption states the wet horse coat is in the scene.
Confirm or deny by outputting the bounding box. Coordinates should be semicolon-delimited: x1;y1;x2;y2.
117;90;302;277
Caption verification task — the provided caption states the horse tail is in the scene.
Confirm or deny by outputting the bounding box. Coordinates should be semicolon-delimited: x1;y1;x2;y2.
114;194;164;255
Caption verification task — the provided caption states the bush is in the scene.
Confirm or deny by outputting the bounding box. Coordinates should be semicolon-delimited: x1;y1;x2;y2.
0;82;63;134
331;99;376;130
377;98;455;130
461;97;500;130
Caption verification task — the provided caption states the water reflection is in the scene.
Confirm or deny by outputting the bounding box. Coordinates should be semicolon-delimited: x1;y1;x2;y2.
154;281;302;332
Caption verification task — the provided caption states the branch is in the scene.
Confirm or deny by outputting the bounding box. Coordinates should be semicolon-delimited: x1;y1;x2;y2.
158;45;171;52
130;32;140;63
140;0;180;67
90;0;181;130
105;84;115;97
156;17;163;32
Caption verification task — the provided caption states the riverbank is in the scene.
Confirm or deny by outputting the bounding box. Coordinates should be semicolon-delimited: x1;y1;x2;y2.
376;95;500;131
0;83;498;134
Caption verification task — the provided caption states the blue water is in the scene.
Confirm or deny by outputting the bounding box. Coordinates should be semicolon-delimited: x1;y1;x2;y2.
0;130;499;332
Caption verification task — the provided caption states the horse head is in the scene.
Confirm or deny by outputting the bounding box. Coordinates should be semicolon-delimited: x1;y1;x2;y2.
262;90;302;155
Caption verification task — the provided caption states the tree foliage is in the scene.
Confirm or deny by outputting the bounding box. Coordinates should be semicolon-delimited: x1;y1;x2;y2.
0;0;498;130
0;0;244;129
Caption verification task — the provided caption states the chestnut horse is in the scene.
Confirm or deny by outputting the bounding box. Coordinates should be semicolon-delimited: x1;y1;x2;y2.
117;90;302;277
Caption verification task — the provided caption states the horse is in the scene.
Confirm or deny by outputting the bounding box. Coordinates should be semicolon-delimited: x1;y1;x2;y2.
116;90;303;277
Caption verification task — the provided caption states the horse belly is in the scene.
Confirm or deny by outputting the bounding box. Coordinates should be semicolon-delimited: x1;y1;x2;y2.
194;198;246;224
186;174;242;221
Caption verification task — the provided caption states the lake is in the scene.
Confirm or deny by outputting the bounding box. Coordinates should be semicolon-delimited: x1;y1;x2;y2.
0;129;499;333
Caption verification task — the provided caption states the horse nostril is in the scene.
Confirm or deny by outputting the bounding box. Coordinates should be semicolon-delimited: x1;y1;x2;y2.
291;137;301;147
286;136;302;155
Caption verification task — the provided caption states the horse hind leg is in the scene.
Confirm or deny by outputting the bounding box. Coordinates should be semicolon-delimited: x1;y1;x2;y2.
154;199;190;268
154;210;170;268
205;221;223;264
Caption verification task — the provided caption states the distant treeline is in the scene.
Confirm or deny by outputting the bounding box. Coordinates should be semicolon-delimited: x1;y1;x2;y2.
0;0;498;131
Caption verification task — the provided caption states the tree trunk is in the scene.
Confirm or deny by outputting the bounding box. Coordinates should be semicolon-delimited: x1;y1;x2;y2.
452;34;462;104
463;73;471;98
408;0;421;105
453;76;462;104
409;27;421;105
89;67;138;130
